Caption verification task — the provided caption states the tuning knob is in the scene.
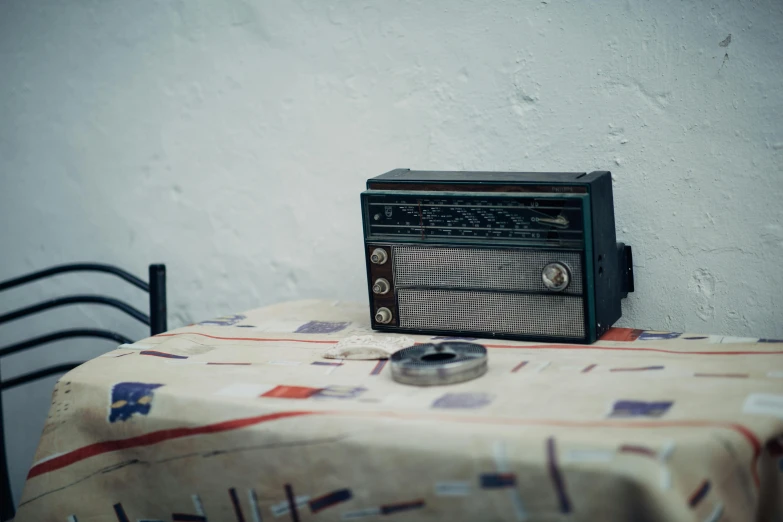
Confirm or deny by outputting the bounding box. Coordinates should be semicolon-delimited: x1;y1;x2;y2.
542;262;571;291
372;278;390;295
375;307;393;324
370;248;388;265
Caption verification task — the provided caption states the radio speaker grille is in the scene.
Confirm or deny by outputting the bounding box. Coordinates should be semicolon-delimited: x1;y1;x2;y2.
392;246;583;295
397;288;585;339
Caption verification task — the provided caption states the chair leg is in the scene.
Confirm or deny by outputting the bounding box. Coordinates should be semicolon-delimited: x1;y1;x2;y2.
0;368;17;521
149;264;167;336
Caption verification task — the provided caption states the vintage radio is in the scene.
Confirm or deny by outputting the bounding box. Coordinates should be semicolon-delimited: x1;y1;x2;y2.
361;169;634;344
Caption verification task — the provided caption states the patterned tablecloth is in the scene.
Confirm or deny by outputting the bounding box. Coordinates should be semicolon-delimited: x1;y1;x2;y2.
15;300;783;522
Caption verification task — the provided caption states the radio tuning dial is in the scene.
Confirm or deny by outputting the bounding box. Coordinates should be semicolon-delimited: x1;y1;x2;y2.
542;262;571;292
372;278;390;295
375;307;393;324
370;248;388;265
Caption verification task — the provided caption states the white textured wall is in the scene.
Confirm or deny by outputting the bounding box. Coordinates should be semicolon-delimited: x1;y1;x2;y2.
2;0;782;505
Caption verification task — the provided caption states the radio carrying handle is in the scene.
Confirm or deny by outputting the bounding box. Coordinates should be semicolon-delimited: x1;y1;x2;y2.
617;243;634;298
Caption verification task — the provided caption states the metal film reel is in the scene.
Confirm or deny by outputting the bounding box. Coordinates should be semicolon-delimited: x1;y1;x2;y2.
390;342;488;386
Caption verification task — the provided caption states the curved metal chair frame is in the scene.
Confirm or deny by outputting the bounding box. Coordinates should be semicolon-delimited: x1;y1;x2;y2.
0;263;167;520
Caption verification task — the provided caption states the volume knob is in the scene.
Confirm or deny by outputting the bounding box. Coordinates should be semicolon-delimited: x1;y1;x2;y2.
375;307;393;324
542;262;571;291
370;248;388;265
372;278;390;295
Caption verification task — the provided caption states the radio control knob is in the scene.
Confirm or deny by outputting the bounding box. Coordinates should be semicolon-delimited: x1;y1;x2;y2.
542;262;571;291
370;248;388;265
375;307;393;324
372;278;391;295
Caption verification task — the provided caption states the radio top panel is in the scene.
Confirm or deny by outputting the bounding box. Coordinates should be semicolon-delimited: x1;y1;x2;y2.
366;169;597;193
361;169;608;248
362;192;586;248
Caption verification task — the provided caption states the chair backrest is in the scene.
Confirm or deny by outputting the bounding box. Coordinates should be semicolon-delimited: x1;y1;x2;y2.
0;263;167;521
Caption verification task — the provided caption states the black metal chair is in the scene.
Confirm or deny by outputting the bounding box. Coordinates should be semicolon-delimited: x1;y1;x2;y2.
0;263;167;521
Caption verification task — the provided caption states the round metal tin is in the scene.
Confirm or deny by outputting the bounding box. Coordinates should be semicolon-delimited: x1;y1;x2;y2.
390;341;488;386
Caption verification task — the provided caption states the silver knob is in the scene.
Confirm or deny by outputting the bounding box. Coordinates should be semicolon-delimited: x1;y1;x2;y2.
375;307;393;324
542;262;571;291
370;248;388;265
372;278;390;295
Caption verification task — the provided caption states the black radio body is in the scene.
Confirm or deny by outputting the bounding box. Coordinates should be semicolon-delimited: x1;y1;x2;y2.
361;169;634;344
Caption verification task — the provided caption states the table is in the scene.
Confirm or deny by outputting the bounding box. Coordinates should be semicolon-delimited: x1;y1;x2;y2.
15;300;783;521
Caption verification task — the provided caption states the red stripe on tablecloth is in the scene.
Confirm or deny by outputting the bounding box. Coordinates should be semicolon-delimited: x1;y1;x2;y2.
27;411;318;479
610;366;665;372
619;444;657;457
694;373;749;378
140;350;188;359
26;410;764;489
728;423;763;487
154;332;339;344
370;360;388;375
154;332;783;355
482;343;782;355
154;333;782;354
